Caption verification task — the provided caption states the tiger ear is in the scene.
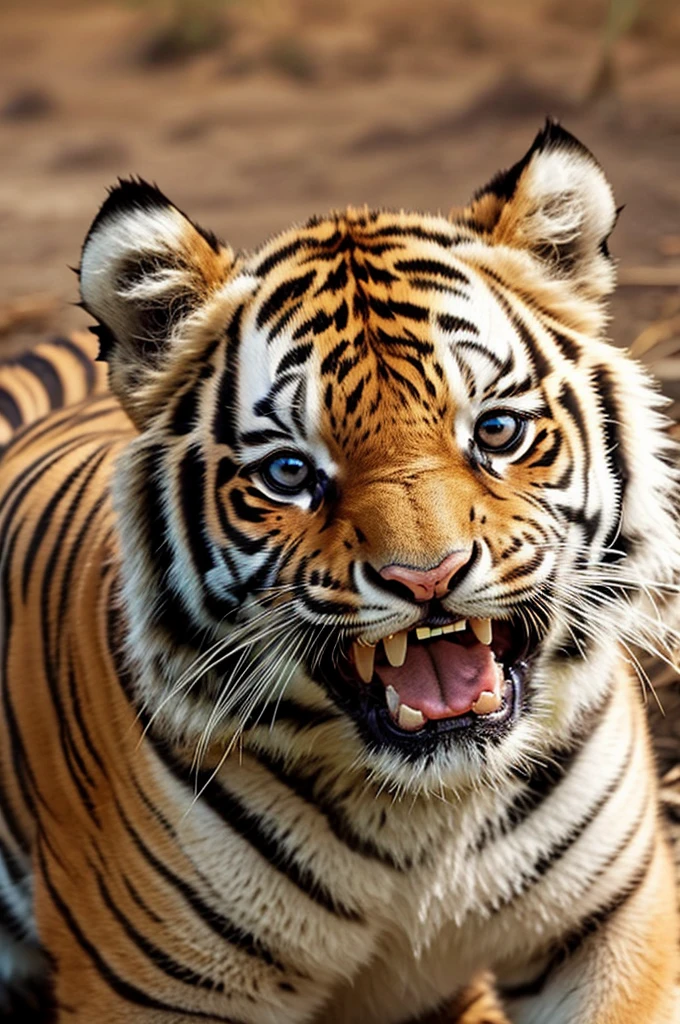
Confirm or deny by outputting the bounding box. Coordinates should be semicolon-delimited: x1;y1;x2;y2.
463;120;618;301
79;179;234;424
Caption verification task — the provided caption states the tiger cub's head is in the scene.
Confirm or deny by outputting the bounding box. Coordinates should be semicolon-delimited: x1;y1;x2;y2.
80;121;679;792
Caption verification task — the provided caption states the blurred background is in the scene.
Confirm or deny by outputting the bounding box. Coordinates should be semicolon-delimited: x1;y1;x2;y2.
1;0;679;356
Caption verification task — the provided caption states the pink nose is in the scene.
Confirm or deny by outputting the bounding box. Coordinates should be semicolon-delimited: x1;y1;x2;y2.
379;549;472;602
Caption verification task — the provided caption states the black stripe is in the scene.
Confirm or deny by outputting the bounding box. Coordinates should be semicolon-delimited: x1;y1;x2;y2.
0;833;26;887
94;867;226;993
171;385;199;435
501;843;654;1000
239;428;293;447
50;336;96;392
393;258;469;284
253;750;409;870
368;296;429;323
213;306;244;448
255;239;306;276
122;874;164;924
178;447;217;580
276;342;314;375
0;883;27;941
137;444;212;645
21;447;106;601
592;363;628;546
37;846;240;1021
0;387;22;431
1;526;43;839
454;339;504;370
38;449;112;826
4;398;116;461
497;729;634;911
476;692;612;850
495;374;533;400
117;804;286;970
550;329;581;363
437;314;479;336
557;380;588;462
256;272;316;330
17;352;64;409
527;430;563;469
366;224;457;247
152;742;363;923
292;310;332;340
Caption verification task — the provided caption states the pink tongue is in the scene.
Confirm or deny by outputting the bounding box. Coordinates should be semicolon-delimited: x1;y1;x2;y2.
376;640;499;719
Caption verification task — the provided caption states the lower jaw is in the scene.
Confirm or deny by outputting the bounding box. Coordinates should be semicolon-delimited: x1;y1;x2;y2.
313;656;528;760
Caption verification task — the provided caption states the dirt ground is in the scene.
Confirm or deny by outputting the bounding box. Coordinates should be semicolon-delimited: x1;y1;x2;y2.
1;0;679;354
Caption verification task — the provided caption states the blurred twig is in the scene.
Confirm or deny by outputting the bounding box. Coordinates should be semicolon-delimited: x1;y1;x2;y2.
587;0;641;102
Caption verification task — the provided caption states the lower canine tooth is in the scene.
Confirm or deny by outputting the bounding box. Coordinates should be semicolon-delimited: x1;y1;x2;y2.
385;685;400;717
383;630;408;667
470;618;492;645
397;703;426;731
471;689;502;715
352;641;376;683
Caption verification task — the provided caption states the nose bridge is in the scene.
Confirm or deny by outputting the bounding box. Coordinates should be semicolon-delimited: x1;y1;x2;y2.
344;462;472;568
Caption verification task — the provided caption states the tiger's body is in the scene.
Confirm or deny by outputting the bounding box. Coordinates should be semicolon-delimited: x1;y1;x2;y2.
0;123;678;1023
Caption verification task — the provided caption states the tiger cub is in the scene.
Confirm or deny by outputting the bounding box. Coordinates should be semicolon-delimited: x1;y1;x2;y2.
0;121;677;1023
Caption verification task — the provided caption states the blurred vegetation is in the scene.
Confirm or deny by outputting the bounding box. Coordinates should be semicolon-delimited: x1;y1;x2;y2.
129;0;233;64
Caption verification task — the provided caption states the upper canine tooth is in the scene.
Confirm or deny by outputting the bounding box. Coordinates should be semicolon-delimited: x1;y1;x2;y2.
352;641;376;683
397;703;426;731
383;631;408;667
470;618;492;645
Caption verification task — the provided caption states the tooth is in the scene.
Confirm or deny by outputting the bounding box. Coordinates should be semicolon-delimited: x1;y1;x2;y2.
385;684;400;717
453;619;466;631
416;626;431;640
429;627;443;638
383;631;408;667
352;641;376;683
397;703;426;731
471;689;502;715
470;618;492;645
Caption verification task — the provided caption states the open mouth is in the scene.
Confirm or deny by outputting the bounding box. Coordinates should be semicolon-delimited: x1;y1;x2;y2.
314;612;537;755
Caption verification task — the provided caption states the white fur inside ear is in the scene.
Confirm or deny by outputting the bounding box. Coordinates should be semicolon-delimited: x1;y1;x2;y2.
519;146;616;256
80;205;190;325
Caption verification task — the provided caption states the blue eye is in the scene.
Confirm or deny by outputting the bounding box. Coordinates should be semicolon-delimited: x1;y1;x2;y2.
474;411;526;453
260;452;315;496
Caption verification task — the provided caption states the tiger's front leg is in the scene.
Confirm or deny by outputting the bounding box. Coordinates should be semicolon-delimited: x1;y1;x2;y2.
445;974;512;1024
502;835;679;1024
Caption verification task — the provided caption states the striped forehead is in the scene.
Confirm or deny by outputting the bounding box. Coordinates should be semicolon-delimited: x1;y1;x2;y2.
233;216;540;461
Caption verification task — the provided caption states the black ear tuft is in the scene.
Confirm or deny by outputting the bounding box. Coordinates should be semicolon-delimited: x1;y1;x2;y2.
83;177;222;258
474;117;602;203
88;322;117;362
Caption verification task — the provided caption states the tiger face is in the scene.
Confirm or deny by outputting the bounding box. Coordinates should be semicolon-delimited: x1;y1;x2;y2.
80;122;679;791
